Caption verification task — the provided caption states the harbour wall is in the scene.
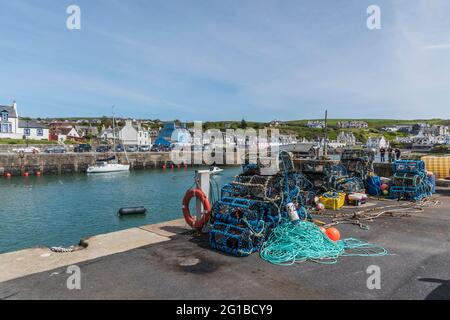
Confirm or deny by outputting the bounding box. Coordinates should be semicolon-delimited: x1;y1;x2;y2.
0;152;393;177
0;152;175;176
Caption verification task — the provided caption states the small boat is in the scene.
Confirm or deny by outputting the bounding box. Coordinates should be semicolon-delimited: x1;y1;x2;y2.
87;162;130;174
209;166;223;175
87;106;130;174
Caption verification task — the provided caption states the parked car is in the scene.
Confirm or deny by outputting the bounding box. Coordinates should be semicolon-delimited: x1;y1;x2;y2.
96;145;111;153
12;146;41;154
138;145;150;152
126;145;138;152
74;144;92;153
115;144;124;152
44;146;66;154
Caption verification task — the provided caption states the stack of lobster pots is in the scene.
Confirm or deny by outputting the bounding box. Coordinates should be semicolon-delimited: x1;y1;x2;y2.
208;166;283;257
389;160;434;201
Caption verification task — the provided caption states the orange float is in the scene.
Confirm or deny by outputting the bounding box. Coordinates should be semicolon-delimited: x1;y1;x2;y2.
182;188;211;229
326;227;341;241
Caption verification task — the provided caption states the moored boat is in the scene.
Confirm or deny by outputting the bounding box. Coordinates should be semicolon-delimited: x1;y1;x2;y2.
210;166;223;175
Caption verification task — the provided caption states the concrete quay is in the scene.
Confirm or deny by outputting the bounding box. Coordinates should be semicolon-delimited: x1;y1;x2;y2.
1;190;449;300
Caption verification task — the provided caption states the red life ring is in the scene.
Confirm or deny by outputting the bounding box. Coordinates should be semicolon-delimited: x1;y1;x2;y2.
182;188;211;229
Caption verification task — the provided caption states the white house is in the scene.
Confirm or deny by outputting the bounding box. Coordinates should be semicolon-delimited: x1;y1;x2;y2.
0;102;19;138
365;136;389;149
55;127;80;142
19;120;49;140
0;101;49;140
337;131;357;146
118;120;151;146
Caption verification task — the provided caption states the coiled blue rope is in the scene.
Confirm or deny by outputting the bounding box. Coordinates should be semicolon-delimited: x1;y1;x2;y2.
260;220;388;265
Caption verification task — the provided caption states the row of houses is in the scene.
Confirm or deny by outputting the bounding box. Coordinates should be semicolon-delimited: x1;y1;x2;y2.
50;120;159;146
0;101;159;146
337;121;368;129
305;120;326;129
383;123;448;136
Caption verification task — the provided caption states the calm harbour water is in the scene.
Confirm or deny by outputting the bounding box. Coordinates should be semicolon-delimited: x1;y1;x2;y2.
0;166;242;254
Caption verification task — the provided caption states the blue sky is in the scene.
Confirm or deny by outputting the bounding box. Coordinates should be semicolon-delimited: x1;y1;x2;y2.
1;0;450;121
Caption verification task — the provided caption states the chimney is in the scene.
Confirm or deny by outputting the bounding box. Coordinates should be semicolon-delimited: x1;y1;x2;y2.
12;101;17;110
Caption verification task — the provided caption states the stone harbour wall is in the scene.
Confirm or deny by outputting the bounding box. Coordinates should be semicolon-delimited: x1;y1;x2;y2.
0;152;393;177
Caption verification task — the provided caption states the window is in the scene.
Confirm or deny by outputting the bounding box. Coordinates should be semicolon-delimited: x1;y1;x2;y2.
1;112;8;122
1;123;10;133
24;128;31;136
37;129;43;136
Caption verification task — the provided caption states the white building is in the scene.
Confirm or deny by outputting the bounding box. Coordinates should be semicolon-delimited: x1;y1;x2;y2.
337;131;357;146
305;121;325;129
365;136;389;149
118;120;150;146
75;125;99;138
55;127;80;142
337;121;368;129
0;101;49;140
98;126;115;140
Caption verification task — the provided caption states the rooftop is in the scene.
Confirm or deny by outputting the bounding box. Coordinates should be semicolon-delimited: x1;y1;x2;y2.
0;105;17;118
18;120;47;129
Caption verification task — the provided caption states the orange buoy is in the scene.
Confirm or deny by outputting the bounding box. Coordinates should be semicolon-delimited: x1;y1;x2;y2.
326;227;341;241
162;164;167;169
182;188;211;229
23;172;29;177
184;164;188;169
171;164;174;169
5;172;11;178
177;164;181;169
36;171;42;176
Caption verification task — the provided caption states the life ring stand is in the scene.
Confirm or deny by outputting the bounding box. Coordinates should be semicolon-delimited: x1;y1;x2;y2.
182;188;211;229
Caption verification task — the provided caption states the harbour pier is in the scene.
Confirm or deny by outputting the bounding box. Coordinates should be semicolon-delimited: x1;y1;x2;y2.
1;189;450;299
0;151;395;177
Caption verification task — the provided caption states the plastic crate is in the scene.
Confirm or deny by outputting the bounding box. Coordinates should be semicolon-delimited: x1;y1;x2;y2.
319;192;346;210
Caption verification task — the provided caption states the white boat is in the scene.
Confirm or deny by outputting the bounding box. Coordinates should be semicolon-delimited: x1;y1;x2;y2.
87;162;130;174
210;166;223;175
87;106;130;174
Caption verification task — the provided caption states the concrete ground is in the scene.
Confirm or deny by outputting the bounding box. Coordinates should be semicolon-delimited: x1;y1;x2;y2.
1;190;449;300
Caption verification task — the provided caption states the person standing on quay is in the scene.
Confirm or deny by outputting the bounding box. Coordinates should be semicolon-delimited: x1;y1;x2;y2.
388;147;393;163
380;147;386;163
395;148;401;160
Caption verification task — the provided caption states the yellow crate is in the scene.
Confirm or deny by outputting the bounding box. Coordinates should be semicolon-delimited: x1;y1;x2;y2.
422;156;450;179
319;192;346;210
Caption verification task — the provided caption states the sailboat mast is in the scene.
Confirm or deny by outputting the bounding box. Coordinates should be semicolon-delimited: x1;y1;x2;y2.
112;106;117;154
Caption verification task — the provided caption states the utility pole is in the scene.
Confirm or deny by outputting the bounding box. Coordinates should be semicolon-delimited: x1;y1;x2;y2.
323;110;328;159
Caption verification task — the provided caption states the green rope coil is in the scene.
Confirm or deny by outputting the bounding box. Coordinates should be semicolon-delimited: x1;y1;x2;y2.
260;220;388;265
